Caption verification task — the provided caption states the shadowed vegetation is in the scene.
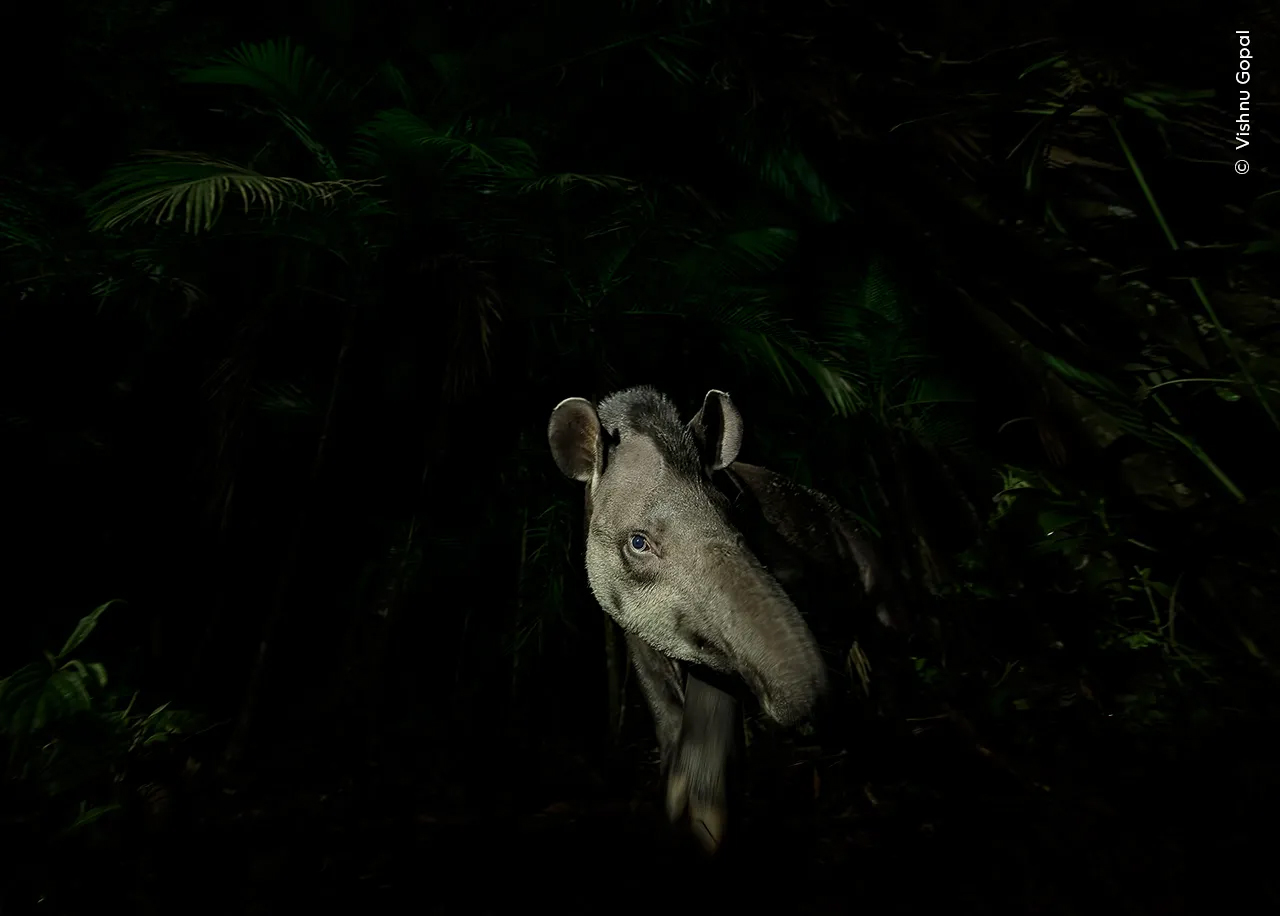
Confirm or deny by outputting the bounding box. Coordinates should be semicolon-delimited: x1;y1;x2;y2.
3;1;1278;912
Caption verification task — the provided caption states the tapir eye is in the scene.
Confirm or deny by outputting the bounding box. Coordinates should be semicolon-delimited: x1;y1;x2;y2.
628;533;651;553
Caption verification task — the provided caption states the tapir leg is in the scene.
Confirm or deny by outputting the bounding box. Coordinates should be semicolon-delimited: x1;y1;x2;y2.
627;633;739;854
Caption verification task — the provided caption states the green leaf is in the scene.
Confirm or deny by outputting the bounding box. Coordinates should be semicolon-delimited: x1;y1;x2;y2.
0;663;47;724
9;699;35;738
1019;54;1067;79
32;688;58;731
1123;96;1169;121
1243;238;1280;256
63;804;123;835
1037;509;1089;535
56;600;124;660
48;669;92;713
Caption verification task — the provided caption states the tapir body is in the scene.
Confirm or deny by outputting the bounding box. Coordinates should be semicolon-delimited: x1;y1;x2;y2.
548;386;901;852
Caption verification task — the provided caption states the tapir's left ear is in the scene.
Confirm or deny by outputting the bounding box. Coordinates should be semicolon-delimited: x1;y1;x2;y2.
689;389;743;472
548;397;604;482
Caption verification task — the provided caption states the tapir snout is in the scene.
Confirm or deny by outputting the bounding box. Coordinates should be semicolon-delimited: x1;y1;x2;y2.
693;537;827;725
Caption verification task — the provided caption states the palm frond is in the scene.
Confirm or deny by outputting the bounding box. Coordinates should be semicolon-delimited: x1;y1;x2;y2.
374;61;416;109
676;227;799;285
0;181;58;256
274;109;342;180
184;40;345;177
0;213;48;255
727;132;846;223
647;227;801;322
517;173;637;195
87;152;376;234
899;376;978;449
253;382;321;417
820;258;929;384
182;39;344;112
1040;352;1177;449
628;293;865;416
643;34;703;85
353;109;537;179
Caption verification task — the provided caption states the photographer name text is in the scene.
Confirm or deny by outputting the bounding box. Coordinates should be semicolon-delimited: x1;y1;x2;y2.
1235;30;1254;173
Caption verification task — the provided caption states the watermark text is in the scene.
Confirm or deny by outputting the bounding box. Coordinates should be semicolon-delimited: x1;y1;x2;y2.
1234;30;1253;174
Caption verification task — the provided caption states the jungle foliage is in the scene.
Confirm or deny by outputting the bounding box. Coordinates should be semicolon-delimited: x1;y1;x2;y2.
3;0;1278;912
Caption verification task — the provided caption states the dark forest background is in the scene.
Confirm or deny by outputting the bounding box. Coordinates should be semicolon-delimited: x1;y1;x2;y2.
3;1;1279;913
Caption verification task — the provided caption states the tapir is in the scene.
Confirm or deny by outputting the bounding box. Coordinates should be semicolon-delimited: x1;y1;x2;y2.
547;386;902;853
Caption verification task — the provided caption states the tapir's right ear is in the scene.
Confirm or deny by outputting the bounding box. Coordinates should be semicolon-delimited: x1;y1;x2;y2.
689;389;743;472
548;397;603;482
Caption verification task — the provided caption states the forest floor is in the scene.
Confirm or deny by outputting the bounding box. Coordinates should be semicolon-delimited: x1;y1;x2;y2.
15;723;1269;916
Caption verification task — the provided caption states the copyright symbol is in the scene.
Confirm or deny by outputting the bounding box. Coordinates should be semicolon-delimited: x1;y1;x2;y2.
1235;159;1250;174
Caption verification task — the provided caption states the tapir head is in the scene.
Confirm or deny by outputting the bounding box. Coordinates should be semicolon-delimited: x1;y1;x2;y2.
548;386;826;726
